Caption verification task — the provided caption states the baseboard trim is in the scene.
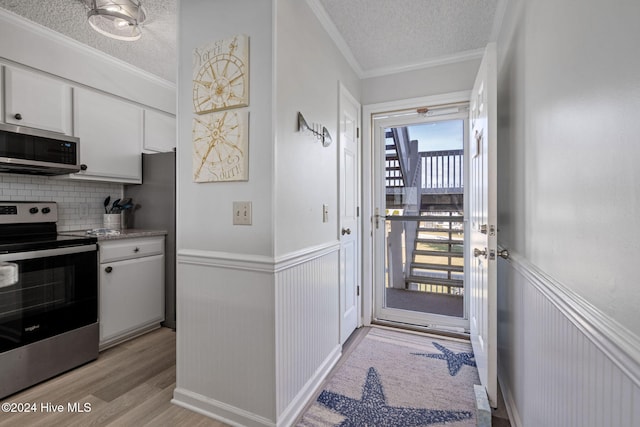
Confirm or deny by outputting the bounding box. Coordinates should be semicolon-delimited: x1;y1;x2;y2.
172;388;276;427
277;344;342;427
507;252;640;387
497;369;522;427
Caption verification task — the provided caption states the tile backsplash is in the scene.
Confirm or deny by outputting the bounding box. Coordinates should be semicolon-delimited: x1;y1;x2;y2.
0;173;122;231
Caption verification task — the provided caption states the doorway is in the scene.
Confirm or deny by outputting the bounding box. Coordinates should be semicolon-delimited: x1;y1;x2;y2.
371;104;470;332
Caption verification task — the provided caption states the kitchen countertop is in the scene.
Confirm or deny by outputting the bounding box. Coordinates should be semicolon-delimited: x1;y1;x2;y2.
60;229;168;241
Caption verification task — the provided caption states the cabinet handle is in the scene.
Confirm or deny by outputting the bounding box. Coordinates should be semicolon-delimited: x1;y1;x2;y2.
80;164;88;171
134;247;140;253
105;266;113;273
14;113;22;120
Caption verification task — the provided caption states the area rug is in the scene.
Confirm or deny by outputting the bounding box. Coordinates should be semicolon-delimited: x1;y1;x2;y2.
297;327;480;426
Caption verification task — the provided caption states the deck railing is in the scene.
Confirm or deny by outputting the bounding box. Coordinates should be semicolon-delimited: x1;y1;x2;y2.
420;149;464;194
386;149;464;196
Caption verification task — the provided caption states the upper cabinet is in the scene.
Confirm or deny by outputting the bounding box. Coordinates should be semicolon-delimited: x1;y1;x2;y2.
73;88;143;183
3;66;72;135
144;109;176;153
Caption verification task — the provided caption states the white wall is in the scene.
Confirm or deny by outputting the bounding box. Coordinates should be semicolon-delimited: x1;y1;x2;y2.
274;0;359;256
497;0;640;338
175;1;358;425
361;58;480;105
176;0;274;257
496;0;640;424
175;1;277;424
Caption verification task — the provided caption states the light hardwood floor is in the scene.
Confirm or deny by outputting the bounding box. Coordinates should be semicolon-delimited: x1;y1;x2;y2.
0;328;226;427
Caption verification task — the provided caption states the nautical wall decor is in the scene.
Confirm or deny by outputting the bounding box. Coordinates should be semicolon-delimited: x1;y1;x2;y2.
192;34;249;113
192;110;249;182
192;34;250;182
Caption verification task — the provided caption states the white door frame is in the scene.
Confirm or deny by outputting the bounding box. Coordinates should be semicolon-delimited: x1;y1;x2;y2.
361;91;471;327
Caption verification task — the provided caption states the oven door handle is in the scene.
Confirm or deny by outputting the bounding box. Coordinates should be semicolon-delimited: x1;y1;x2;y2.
0;244;97;262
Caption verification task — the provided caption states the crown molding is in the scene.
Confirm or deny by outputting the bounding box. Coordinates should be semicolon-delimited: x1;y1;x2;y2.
361;48;485;79
304;1;488;80
305;0;364;78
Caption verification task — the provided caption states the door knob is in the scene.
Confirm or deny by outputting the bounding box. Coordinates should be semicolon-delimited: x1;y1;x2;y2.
14;113;22;120
341;227;351;236
105;266;113;273
473;248;487;258
498;249;510;260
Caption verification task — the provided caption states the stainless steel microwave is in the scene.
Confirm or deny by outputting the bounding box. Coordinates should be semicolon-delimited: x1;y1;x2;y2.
0;123;81;175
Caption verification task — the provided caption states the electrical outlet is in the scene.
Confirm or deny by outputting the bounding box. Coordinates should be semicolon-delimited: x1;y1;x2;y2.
323;204;329;223
233;201;252;225
79;203;89;217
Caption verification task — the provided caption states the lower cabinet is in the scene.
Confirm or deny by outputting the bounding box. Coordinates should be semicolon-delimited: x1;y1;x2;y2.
99;236;165;349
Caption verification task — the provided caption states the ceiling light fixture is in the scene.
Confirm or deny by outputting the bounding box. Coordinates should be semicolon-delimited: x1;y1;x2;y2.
84;0;147;41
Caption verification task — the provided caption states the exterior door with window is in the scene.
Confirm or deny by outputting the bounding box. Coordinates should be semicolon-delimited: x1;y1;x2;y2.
372;108;470;332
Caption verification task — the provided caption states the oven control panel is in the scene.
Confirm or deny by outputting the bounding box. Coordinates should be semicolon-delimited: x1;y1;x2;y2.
0;202;58;224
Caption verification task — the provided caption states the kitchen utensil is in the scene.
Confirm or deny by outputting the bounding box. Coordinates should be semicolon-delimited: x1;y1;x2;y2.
103;196;111;213
110;198;121;213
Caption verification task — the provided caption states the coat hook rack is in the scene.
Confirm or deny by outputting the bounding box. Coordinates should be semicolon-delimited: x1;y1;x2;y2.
297;112;332;147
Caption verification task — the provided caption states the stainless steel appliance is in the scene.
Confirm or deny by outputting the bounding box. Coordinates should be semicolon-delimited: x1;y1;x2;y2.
124;151;176;329
0;123;81;175
0;201;98;399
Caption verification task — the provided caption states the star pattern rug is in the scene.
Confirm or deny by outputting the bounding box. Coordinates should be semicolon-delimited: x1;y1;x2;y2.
297;328;481;426
412;342;477;376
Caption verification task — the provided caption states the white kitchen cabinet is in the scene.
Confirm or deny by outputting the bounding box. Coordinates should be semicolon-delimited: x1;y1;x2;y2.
144;109;176;153
99;236;165;349
73;88;143;183
3;66;72;135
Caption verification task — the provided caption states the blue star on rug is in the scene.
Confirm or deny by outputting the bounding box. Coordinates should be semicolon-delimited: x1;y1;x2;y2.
317;367;472;426
412;342;476;376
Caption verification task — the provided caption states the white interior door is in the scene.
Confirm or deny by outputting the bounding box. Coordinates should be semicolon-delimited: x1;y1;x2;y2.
339;84;361;345
468;43;498;407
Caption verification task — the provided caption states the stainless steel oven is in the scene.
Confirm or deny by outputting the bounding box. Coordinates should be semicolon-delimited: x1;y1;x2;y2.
0;201;98;399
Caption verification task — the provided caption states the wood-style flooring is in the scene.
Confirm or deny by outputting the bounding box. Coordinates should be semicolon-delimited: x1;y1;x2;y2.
0;328;226;427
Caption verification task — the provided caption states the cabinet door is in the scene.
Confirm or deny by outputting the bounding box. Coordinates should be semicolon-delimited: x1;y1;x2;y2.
4;67;72;135
74;88;142;183
144;109;176;152
99;254;165;344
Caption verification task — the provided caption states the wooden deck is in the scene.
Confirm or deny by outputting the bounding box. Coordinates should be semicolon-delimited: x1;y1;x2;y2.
385;288;464;317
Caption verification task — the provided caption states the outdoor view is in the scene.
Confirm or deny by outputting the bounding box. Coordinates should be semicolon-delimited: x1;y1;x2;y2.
384;119;465;318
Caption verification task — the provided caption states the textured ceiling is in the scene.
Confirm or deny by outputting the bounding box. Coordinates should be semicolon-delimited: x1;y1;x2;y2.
316;0;501;76
0;0;176;82
0;0;501;83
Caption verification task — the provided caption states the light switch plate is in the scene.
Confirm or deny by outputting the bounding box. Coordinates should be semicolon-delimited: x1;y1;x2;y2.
233;201;252;225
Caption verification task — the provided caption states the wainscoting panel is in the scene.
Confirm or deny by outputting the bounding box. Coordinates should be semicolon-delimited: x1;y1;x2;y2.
275;246;341;425
174;254;277;426
497;254;640;427
174;244;341;427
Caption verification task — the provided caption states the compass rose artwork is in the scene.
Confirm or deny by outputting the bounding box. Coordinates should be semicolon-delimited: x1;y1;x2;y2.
192;110;248;182
192;34;249;113
192;34;249;183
